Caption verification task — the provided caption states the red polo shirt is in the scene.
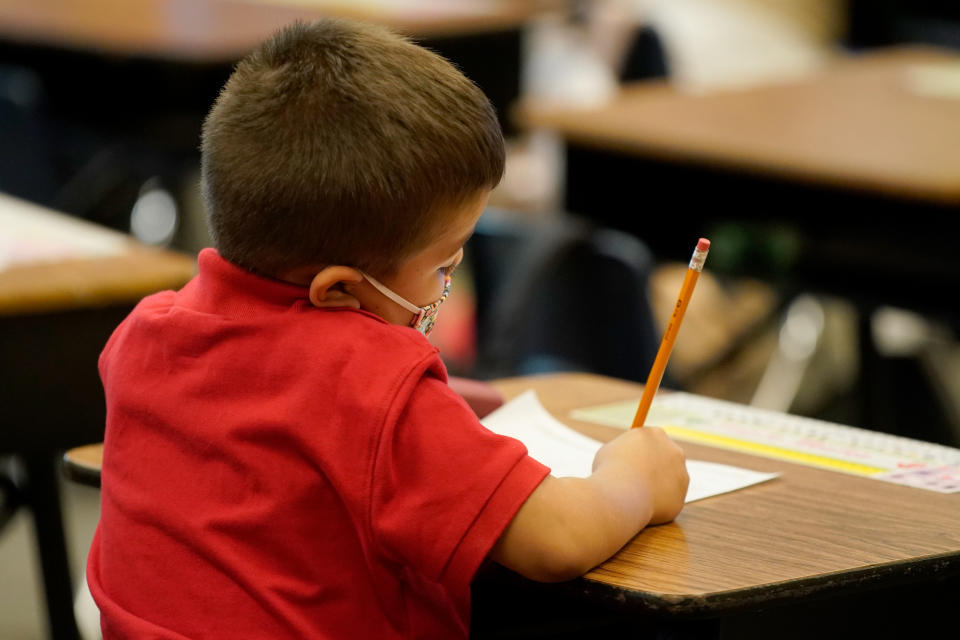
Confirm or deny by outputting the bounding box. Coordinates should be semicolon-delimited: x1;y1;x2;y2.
88;249;549;639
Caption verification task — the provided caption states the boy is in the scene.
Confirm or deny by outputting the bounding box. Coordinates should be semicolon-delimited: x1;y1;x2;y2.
88;19;688;639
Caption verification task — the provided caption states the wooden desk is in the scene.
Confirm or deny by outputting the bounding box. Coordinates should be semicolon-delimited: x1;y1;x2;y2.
517;46;960;314
497;374;960;601
60;443;104;489
479;373;960;637
519;47;960;205
1;192;195;640
0;0;551;61
1;191;197;443
0;1;547;218
65;372;960;635
0;197;197;317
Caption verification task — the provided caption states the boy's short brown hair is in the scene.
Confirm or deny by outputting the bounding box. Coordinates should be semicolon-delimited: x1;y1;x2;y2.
201;19;504;278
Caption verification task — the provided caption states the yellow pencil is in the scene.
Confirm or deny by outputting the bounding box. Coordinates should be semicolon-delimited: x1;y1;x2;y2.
631;238;711;428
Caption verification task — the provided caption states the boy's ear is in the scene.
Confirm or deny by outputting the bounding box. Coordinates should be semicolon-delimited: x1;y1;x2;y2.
307;266;364;309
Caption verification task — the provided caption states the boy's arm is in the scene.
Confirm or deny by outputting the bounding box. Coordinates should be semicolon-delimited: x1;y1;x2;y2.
489;426;688;582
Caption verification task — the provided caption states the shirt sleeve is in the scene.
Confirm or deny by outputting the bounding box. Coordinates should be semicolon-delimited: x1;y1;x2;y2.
370;373;550;592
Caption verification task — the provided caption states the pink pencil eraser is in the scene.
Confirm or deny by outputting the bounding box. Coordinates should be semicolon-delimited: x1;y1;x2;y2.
697;238;711;251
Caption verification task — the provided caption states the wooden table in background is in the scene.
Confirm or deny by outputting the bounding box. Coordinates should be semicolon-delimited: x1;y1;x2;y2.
518;46;960;447
516;46;960;314
0;0;553;60
519;47;960;205
0;0;555;140
66;372;960;637
1;193;196;640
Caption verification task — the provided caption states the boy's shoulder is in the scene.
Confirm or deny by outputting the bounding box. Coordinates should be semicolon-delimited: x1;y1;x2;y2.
294;307;447;386
107;266;444;377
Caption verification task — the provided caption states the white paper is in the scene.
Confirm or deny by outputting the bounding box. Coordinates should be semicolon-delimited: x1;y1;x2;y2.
683;459;778;502
482;389;599;479
482;390;778;503
0;193;130;271
571;393;960;492
906;63;960;100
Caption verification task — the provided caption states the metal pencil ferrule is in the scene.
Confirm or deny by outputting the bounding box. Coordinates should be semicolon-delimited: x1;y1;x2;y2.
689;248;708;272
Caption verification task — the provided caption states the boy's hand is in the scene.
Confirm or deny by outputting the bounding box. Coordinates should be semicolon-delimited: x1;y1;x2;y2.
490;425;689;582
591;426;689;525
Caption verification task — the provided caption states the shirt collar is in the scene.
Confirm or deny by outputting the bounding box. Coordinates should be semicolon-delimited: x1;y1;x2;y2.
175;248;312;315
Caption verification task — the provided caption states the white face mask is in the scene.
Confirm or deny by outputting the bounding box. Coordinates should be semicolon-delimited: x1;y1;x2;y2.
360;272;452;336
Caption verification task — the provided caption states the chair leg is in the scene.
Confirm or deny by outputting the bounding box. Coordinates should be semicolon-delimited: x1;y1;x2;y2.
1;463;20;529
21;452;81;640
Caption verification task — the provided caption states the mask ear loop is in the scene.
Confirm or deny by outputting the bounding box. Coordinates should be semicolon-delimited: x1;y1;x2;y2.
360;272;427;327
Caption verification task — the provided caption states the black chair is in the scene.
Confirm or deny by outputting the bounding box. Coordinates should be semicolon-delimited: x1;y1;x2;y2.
0;465;20;531
469;211;660;384
847;0;960;50
0;66;55;206
618;24;669;83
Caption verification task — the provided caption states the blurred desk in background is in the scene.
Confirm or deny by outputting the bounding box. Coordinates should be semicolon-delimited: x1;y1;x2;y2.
517;46;960;443
0;192;195;640
0;0;547;115
0;0;552;137
517;46;960;315
0;194;197;315
0;0;551;59
0;0;552;237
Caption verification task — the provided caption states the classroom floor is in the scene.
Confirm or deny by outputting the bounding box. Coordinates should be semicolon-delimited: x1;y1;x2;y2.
0;479;101;640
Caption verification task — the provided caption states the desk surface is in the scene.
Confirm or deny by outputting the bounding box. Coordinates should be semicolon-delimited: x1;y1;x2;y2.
0;193;196;316
517;47;960;205
0;0;550;61
494;373;960;615
64;372;960;616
